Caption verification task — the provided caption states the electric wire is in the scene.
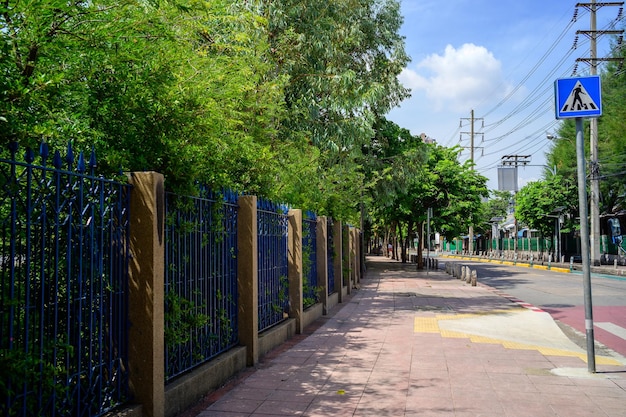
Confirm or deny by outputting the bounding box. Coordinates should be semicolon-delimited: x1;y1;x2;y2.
479;6;585;119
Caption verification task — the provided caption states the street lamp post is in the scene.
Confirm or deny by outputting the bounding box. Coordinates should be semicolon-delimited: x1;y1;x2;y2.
489;217;504;255
544;206;565;262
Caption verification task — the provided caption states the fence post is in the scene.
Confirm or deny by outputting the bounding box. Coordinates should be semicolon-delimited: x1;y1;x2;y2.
288;209;304;334
128;172;165;417
343;225;352;294
237;195;259;366
334;220;344;302
352;227;360;286
316;216;329;314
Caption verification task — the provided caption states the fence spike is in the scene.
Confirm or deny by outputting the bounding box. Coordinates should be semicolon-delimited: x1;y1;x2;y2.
53;150;62;169
77;151;86;173
25;147;35;163
66;141;74;167
40;142;49;164
89;146;97;169
8;141;19;157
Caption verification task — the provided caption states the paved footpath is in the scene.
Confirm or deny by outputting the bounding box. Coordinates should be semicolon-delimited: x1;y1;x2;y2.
185;256;626;417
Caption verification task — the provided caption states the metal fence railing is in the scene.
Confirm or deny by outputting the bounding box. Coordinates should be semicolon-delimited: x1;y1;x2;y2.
257;199;289;332
302;212;318;309
164;189;239;382
0;142;130;417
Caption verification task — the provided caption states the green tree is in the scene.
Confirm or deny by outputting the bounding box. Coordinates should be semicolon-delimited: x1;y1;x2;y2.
515;176;577;239
0;0;287;194
362;120;488;265
261;0;410;222
474;190;512;237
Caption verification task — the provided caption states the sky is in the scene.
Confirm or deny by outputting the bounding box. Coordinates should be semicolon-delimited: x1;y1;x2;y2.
386;0;623;190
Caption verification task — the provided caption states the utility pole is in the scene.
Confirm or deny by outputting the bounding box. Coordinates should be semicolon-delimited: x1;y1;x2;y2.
460;110;483;254
500;155;531;255
576;1;624;265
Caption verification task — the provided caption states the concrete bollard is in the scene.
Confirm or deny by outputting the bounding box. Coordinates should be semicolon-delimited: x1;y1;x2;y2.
471;270;477;286
615;259;618;270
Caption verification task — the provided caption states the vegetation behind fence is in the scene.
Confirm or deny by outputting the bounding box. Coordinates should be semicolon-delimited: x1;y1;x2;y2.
0;143;130;417
256;199;289;332
163;190;239;382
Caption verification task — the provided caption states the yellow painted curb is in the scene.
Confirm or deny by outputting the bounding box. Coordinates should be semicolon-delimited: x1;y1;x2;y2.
439;255;572;274
413;312;623;366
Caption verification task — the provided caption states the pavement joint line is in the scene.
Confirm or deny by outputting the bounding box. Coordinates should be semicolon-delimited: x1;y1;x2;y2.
413;313;624;366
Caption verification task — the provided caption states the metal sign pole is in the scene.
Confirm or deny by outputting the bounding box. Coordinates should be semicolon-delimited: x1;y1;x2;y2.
575;117;596;373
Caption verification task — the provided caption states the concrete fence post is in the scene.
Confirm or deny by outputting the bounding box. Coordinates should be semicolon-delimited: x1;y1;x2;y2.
128;172;166;417
316;216;329;314
343;225;351;294
288;209;304;334
333;220;344;302
237;195;259;366
351;227;357;288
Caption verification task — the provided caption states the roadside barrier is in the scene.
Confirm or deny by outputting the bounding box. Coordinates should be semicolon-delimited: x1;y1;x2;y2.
445;261;477;286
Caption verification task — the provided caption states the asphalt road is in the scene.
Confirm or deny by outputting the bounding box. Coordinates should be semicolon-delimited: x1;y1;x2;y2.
448;261;626;359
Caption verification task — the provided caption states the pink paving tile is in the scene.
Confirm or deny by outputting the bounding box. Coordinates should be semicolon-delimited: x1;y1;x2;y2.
196;411;250;417
550;404;609;417
266;389;317;403
220;387;274;401
407;385;453;401
205;398;263;414
253;399;310;416
302;397;360;417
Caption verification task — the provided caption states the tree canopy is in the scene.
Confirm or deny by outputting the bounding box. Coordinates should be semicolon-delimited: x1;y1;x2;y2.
2;0;548;248
362;118;489;263
1;0;409;223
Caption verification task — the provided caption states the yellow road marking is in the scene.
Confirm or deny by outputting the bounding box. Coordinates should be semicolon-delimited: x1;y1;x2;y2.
413;312;623;366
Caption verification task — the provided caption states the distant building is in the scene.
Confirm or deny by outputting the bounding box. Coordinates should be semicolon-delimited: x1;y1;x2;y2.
420;133;437;144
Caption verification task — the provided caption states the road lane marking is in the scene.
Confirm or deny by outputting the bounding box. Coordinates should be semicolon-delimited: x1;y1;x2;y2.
596;322;626;341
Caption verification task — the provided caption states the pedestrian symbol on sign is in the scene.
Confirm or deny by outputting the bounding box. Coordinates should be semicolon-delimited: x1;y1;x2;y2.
560;81;599;113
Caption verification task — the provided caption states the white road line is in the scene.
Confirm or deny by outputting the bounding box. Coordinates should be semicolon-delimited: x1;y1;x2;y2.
595;322;626;341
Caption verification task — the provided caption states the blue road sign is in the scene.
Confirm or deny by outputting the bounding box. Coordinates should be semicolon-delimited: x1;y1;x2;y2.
554;75;602;119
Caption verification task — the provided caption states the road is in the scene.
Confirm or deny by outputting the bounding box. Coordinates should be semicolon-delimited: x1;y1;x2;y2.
450;261;626;358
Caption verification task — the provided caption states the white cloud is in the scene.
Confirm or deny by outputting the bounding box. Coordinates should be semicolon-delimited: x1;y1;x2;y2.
399;43;509;112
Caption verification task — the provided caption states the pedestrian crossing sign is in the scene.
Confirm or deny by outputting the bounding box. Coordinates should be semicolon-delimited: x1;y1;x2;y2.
554;75;602;119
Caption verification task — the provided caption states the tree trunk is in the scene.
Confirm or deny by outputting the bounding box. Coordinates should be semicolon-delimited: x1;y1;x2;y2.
398;222;406;263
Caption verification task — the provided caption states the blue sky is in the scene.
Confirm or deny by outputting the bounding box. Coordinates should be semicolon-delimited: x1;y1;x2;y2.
387;0;622;190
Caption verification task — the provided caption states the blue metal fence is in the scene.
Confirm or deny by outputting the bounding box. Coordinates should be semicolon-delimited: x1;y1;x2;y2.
0;142;130;417
163;189;239;382
257;199;289;332
327;219;335;295
302;212;318;308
